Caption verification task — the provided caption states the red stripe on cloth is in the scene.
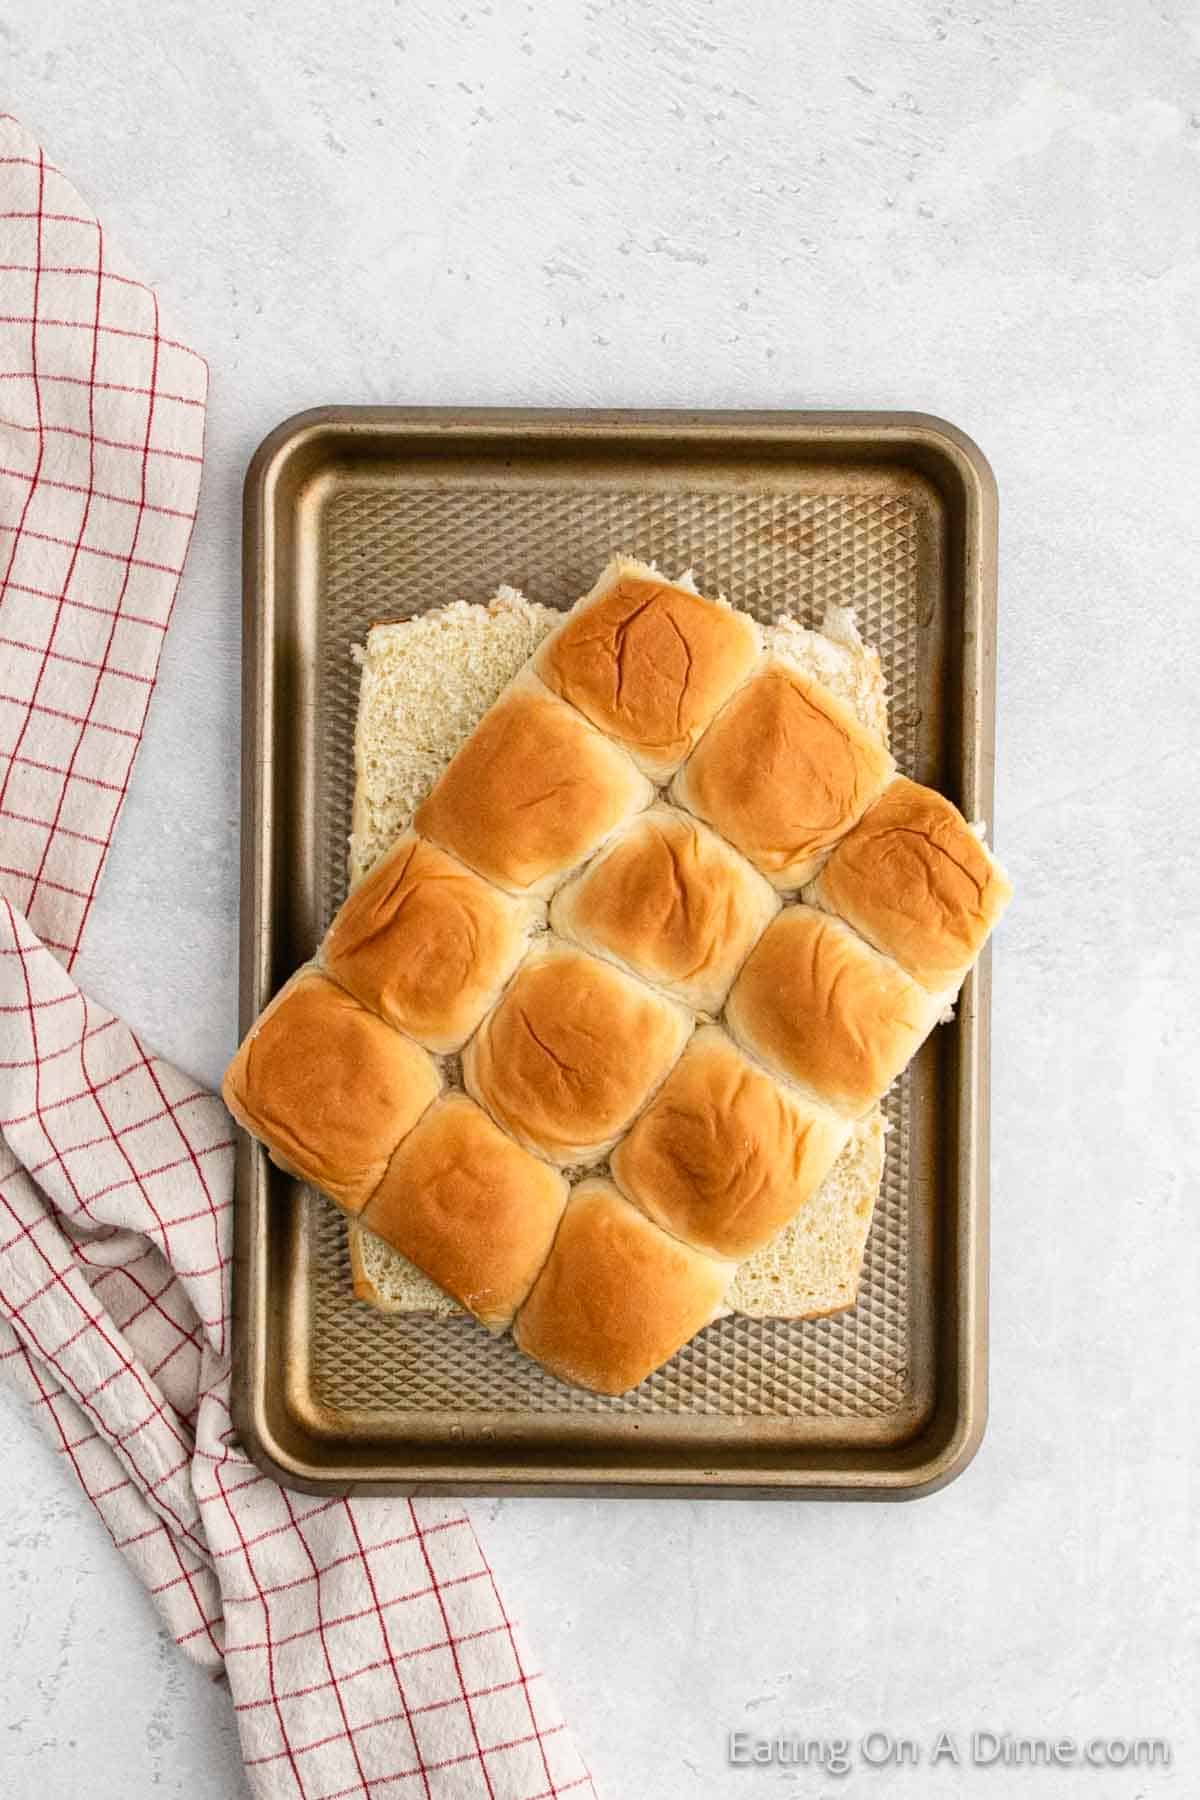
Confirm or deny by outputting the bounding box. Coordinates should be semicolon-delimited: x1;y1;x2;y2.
243;1673;546;1769
0;307;203;361
219;1516;469;1605
0;407;203;459
0;642;154;686
408;1501;499;1800
479;1545;560;1796
211;1457;309;1797
280;1489;385;1800
0;1239;202;1552
0;151;48;619
0;360;205;406
0;696;141;741
0;460;197;521
0;581;170;629
0;206;110;941
0;519;186;578
341;1499;435;1800
225;1569;492;1658
227;1627;513;1710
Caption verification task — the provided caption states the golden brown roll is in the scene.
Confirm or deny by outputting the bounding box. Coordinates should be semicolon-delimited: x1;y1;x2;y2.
672;660;894;888
513;1179;733;1394
222;968;441;1213
724;905;944;1115
321;832;540;1052
360;1093;568;1331
549;806;778;1013
534;558;761;778
610;1027;850;1260
413;675;653;895
808;776;1013;992
461;942;692;1164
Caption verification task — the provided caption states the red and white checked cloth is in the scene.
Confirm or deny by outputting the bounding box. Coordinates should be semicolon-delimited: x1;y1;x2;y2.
0;116;597;1800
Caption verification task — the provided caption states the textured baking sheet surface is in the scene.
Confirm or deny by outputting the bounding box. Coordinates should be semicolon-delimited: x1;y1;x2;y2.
307;484;920;1422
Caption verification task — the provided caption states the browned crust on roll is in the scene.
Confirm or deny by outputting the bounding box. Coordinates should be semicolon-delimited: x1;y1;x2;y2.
610;1027;850;1260
535;567;760;775
322;832;538;1052
413;682;651;894
673;661;894;888
221;968;441;1214
549;806;778;1012
361;1093;568;1331
461;943;692;1164
811;776;1013;991
513;1180;733;1394
725;906;942;1115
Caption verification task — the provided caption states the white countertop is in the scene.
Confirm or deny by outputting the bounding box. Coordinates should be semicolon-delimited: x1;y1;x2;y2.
2;3;1198;1795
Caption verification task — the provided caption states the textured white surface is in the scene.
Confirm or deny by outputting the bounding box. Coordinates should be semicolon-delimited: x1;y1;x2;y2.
2;1;1199;1796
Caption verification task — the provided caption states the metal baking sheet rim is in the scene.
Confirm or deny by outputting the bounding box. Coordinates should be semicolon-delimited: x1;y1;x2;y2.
232;406;998;1500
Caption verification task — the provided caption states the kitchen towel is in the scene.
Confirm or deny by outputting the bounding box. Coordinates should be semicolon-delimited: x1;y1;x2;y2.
0;114;596;1800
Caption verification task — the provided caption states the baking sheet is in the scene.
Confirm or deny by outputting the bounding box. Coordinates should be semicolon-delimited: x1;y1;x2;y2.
233;408;997;1497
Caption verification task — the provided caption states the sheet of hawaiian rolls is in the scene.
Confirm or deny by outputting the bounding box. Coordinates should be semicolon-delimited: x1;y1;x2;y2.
360;1093;568;1332
534;556;761;779
725;905;945;1116
342;584;901;1345
671;657;894;889
610;1026;851;1261
222;968;442;1214
413;670;652;896
462;940;692;1165
807;775;1013;993
513;1178;735;1395
321;830;542;1052
549;805;779;1014
224;557;1013;1402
